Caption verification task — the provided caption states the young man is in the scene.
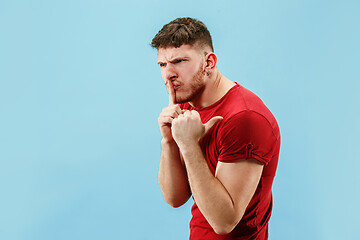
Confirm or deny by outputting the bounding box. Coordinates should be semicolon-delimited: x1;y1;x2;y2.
152;17;280;239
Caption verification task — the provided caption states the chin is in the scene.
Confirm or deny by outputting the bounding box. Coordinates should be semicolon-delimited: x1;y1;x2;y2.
175;98;190;104
175;95;192;104
176;90;202;104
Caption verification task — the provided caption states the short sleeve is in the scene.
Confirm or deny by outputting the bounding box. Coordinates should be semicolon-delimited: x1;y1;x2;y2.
217;110;278;165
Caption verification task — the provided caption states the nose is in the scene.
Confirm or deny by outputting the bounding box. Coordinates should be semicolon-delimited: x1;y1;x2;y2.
163;64;177;81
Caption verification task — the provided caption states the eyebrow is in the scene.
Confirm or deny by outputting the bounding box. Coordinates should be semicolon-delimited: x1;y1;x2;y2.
158;57;190;65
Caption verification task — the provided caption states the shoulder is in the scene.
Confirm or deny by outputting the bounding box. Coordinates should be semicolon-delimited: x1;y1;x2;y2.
219;110;275;137
216;110;279;165
221;84;280;139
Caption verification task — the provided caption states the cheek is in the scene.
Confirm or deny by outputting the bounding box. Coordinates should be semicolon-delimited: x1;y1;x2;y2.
182;66;198;78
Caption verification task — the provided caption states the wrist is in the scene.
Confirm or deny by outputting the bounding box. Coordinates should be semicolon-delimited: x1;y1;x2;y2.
161;138;177;146
178;141;201;156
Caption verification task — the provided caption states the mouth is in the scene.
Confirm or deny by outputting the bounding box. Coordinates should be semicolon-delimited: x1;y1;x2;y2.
172;84;181;90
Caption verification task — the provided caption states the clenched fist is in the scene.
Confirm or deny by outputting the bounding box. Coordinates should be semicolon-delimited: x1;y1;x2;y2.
172;110;223;150
158;80;223;147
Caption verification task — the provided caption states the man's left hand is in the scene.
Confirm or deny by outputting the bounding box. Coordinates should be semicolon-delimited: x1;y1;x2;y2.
171;110;223;149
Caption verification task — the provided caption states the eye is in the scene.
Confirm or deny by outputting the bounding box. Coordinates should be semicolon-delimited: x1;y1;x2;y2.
159;63;166;67
175;59;184;63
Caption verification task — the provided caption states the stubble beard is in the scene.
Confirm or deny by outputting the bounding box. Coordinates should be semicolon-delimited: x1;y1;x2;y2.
175;65;206;104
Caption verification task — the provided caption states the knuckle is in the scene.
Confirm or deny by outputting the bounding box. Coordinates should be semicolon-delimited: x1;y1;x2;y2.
161;107;169;113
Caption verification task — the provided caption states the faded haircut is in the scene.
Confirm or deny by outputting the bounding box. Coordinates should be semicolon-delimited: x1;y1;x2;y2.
151;17;214;52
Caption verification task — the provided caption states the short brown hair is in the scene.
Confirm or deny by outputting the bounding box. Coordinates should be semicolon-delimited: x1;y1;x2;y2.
151;17;214;51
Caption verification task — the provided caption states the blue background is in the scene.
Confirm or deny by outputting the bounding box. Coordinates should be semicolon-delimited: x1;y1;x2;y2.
1;0;359;239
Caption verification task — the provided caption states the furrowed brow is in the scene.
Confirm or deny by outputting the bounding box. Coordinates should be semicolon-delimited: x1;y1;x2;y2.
170;57;190;63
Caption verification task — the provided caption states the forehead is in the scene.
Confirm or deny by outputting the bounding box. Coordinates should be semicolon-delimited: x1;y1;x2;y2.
157;44;200;61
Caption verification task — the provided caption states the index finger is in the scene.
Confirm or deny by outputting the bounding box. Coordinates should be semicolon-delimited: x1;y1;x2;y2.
166;80;176;106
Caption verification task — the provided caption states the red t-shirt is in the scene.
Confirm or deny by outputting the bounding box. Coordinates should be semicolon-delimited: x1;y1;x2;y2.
179;83;280;240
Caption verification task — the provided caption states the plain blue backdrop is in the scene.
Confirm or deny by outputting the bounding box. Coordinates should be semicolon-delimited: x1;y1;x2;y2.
1;0;359;239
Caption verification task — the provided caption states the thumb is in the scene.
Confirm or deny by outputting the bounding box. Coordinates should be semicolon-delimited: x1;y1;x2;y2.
204;116;223;134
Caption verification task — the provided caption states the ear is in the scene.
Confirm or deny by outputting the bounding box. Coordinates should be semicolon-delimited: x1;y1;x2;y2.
204;52;217;75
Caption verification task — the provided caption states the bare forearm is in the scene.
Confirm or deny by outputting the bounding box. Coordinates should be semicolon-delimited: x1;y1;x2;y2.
158;139;191;207
181;144;239;234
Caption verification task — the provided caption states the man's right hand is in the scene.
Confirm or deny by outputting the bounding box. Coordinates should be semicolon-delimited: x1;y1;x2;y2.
158;80;182;142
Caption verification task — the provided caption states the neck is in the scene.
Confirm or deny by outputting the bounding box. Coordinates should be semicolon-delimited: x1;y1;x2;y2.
189;69;235;108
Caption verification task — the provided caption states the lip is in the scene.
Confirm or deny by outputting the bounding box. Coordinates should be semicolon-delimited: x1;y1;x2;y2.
172;84;181;90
